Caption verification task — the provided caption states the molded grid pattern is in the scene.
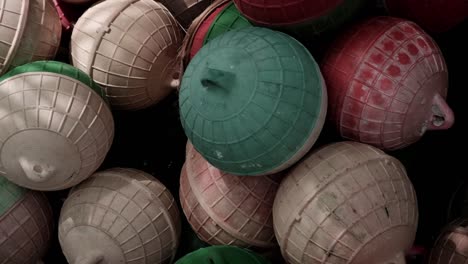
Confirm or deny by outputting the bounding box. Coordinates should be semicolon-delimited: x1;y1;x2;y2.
0;176;26;215
0;0;26;74
322;17;447;150
0;191;53;264
159;0;214;28
10;0;61;70
59;168;181;264
0;71;114;190
429;219;468;264
71;0;183;111
179;27;327;176
203;2;251;44
273;142;418;264
180;143;281;248
189;2;228;59
233;0;343;26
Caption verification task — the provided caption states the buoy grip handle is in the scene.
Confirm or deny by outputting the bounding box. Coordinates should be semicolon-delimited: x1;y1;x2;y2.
427;93;454;131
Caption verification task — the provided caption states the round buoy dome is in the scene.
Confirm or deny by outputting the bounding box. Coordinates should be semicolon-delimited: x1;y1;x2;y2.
0;177;53;264
59;168;181;264
179;27;327;176
0;0;61;74
188;1;251;59
273;141;418;264
321;17;454;150
175;246;270;264
180;143;282;248
71;0;183;111
429;218;468;264
0;61;114;191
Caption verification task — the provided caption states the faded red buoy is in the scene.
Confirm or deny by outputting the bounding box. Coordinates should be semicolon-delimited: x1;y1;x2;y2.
322;16;454;150
385;0;468;33
180;143;282;249
429;218;468;264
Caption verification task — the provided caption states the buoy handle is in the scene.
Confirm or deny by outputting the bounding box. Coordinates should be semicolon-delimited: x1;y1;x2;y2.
19;158;55;183
76;252;104;264
200;68;235;89
427;93;454;130
384;252;406;264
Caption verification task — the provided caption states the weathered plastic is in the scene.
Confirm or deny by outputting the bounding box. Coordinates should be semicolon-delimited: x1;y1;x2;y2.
0;177;53;264
429;218;468;264
179;27;327;176
59;168;181;264
71;0;183;111
52;0;72;29
189;2;251;59
0;61;114;191
0;0;62;74
175;245;271;264
273;141;419;264
322;16;454;150
233;0;343;26
180;143;281;249
159;0;214;29
385;0;468;33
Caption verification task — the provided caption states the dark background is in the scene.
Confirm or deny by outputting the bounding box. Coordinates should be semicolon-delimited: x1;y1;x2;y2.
43;1;467;263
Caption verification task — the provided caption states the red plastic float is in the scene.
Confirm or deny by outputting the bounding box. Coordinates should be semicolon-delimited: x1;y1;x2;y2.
233;0;343;26
322;16;454;150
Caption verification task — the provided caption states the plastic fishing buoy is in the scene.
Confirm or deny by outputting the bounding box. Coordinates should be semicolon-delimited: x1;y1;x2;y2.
0;0;62;75
175;246;271;264
61;0;96;4
0;61;114;191
182;0;251;61
71;0;183;111
232;0;366;35
59;168;181;264
429;218;468;264
322;16;454;150
180;143;282;249
159;0;214;29
273;141;419;264
0;176;53;264
179;27;327;176
384;0;468;33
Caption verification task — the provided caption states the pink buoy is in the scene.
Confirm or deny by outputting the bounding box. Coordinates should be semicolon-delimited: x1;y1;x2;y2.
429;218;468;264
180;142;282;249
385;0;468;33
322;16;454;150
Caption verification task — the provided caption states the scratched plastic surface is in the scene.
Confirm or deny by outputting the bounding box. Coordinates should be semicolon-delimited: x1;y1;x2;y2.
0;177;53;264
0;61;114;191
385;0;468;33
322;16;454;150
59;168;181;264
273;141;419;264
0;0;61;74
71;0;183;111
429;218;468;264
233;0;343;26
180;143;281;249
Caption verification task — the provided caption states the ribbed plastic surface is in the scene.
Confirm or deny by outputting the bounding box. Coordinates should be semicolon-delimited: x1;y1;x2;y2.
322;17;453;150
59;168;181;264
179;27;327;176
0;177;25;215
175;245;271;264
429;218;468;264
189;2;228;59
159;0;214;28
0;182;53;264
0;0;61;74
71;0;183;111
233;0;343;26
180;143;281;249
273;141;418;264
385;0;468;33
0;61;114;191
